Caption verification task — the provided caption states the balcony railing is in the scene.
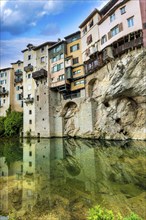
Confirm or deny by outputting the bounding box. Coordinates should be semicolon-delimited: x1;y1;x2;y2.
32;69;47;80
85;59;101;75
0;89;8;96
24;65;33;73
114;37;143;56
24;97;34;104
15;70;23;76
14;78;23;83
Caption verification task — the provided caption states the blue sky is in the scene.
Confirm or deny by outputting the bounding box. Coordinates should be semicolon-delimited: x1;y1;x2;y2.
0;0;108;68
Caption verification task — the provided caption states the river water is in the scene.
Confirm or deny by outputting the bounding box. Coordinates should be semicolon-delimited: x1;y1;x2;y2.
0;138;146;220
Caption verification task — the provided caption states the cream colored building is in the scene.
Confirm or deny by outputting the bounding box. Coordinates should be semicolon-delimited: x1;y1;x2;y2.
22;42;56;137
0;68;14;116
11;60;24;112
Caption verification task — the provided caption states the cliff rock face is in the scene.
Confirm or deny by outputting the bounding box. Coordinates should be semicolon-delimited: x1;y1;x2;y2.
60;49;146;140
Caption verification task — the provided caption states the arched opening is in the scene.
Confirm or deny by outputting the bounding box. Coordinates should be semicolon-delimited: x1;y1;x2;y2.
87;78;97;98
62;102;78;136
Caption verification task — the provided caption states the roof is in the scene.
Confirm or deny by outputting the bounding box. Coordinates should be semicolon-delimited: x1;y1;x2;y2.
100;0;118;15
48;40;66;50
79;8;100;28
11;60;23;65
34;41;57;50
64;31;80;40
0;67;13;71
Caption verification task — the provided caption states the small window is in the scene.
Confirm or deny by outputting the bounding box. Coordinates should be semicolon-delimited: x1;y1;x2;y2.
29;151;32;156
29;162;32;167
41;57;45;63
83;26;87;35
89;19;93;28
86;34;92;45
29;110;32;114
59;74;65;81
73;57;79;65
37;95;39;101
70;44;79;52
28;55;31;60
110;13;115;22
29;120;32;124
28;74;31;79
127;16;134;27
101;35;107;45
120;6;126;14
73;69;81;75
3;99;5;103
111;25;119;37
41;47;44;53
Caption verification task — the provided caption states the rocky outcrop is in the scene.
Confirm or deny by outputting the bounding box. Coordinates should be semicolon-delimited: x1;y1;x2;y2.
60;49;146;140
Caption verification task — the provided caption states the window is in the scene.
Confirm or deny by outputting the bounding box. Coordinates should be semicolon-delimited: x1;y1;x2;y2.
101;35;107;45
16;86;20;91
89;19;93;28
3;99;5;103
127;16;134;27
29;162;32;167
73;57;79;65
60;53;64;59
52;65;57;73
41;47;44;53
29;120;32;124
52;54;64;63
21;101;23;107
70;44;79;52
73;69;81;75
28;55;31;60
37;95;39;101
41;57;45;63
87;34;92;45
111;25;119;37
74;80;84;86
120;6;126;14
16;94;21;100
83;26;87;35
59;74;65;81
53;45;62;53
28;74;31;79
29;110;32;114
29;151;32;156
110;13;115;22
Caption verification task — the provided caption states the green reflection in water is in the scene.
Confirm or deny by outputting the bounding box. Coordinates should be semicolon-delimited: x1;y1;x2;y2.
0;138;146;220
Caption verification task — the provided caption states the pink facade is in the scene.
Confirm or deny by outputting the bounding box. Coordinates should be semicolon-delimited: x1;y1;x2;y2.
139;0;146;47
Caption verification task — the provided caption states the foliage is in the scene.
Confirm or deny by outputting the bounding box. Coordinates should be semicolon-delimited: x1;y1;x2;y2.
123;213;142;220
87;206;142;220
0;116;6;136
4;111;23;136
6;105;12;116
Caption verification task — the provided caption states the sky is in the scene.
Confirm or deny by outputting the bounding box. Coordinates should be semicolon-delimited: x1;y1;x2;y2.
0;0;109;68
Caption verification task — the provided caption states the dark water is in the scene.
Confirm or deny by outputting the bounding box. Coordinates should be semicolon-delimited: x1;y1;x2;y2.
0;138;146;220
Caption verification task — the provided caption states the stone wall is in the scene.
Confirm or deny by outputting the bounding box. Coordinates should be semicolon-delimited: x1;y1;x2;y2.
53;48;146;140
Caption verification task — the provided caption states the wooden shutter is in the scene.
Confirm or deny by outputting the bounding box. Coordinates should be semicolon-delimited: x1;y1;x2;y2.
108;31;112;40
119;22;123;32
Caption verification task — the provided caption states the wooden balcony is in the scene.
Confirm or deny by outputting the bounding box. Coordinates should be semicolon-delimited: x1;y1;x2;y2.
24;97;34;104
14;77;23;83
15;70;23;76
24;65;33;73
114;37;143;56
0;89;8;96
32;69;47;80
85;58;101;75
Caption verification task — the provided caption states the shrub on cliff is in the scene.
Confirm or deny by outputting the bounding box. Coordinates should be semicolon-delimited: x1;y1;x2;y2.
87;206;142;220
4;111;23;136
0;116;6;136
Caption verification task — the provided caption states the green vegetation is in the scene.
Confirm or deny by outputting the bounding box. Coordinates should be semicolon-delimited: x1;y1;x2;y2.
87;206;142;220
0;107;23;137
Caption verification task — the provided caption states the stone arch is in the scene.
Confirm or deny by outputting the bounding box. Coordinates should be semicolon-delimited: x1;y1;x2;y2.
62;101;78;137
87;78;98;98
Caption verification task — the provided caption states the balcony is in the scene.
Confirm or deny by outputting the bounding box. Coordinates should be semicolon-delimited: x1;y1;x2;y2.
32;69;47;80
85;59;101;75
14;77;23;83
114;37;143;56
103;46;114;62
24;65;33;73
0;88;8;96
15;70;23;76
65;67;72;80
24;97;34;104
